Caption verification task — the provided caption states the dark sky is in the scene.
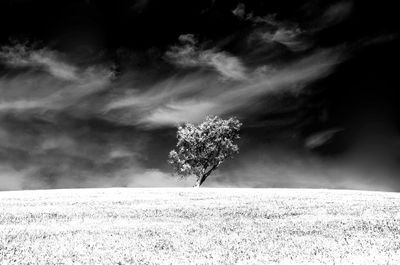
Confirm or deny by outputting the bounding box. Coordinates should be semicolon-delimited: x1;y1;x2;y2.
0;0;399;191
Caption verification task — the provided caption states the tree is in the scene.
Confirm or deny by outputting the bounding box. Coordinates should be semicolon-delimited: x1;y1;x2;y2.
168;116;242;187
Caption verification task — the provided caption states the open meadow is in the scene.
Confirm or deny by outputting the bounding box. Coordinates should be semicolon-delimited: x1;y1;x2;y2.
1;188;400;264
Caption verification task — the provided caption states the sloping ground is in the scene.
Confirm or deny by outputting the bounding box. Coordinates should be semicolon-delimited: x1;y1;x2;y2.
0;188;400;264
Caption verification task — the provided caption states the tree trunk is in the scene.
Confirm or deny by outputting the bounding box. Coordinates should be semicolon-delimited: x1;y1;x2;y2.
193;164;219;187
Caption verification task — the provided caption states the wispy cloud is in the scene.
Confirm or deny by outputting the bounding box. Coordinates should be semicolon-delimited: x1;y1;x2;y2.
232;3;246;20
232;1;354;52
0;104;172;190
0;44;78;80
233;6;309;52
256;27;308;52
304;128;344;149
165;34;247;80
319;1;353;27
0;43;137;191
104;2;347;128
0;44;113;113
106;47;342;127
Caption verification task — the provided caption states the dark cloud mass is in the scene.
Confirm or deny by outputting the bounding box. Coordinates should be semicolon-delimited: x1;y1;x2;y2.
0;0;399;191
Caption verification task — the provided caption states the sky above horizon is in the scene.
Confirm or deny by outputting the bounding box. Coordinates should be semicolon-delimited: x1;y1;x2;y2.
0;0;399;191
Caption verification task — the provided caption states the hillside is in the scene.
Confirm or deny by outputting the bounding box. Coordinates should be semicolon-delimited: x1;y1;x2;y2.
1;188;400;264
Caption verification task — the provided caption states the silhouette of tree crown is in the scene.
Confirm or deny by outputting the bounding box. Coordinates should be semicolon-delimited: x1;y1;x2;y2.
168;116;241;183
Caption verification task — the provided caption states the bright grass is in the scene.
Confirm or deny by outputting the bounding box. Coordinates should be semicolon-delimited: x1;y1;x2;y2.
1;188;400;264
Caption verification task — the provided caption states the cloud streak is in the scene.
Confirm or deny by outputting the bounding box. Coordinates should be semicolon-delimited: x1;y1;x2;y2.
319;1;353;27
0;44;113;114
165;34;247;80
106;47;342;127
0;44;78;80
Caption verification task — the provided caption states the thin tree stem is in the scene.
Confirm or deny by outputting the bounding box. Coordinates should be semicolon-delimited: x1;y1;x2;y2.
196;163;219;187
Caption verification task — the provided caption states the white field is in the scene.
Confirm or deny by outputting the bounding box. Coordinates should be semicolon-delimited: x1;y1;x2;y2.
0;188;400;265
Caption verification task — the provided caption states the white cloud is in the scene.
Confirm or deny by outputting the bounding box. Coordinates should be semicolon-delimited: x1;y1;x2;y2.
0;44;78;80
142;100;217;126
104;3;350;128
320;1;353;27
267;28;309;51
0;99;47;111
106;48;342;127
0;45;113;114
246;16;308;52
0;39;343;129
305;128;344;149
200;51;247;80
232;2;353;52
166;35;247;80
178;34;196;45
232;3;246;19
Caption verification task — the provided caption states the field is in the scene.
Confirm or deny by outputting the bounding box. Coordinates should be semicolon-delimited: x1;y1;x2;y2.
1;188;400;264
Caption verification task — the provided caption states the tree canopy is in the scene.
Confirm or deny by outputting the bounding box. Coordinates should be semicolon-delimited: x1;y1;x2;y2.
168;116;241;187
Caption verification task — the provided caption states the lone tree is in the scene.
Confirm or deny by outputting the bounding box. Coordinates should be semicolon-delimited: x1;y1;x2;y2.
168;116;242;187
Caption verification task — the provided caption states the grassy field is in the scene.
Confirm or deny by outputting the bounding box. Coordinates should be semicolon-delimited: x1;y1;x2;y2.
0;188;400;264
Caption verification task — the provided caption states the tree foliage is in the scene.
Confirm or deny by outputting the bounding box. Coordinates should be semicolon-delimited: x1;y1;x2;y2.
168;116;241;187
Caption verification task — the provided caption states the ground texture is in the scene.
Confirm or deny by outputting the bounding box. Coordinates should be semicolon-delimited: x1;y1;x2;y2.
0;188;400;264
